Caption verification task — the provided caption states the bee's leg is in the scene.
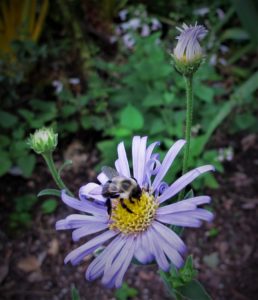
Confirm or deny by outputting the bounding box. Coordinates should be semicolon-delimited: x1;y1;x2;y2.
129;197;135;204
121;198;134;214
105;198;112;216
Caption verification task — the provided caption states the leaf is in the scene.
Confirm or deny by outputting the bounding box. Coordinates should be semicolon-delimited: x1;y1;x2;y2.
184;189;194;199
17;154;36;177
0;135;10;147
0;110;18;128
71;286;81;300
194;85;214;103
199;71;258;151
38;189;61;197
115;283;138;300
0;152;12;176
120;105;144;130
41;199;58;214
221;28;250;41
177;280;212;300
14;194;38;212
232;0;258;45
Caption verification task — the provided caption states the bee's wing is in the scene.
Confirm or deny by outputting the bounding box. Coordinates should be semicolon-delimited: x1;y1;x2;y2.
101;166;120;179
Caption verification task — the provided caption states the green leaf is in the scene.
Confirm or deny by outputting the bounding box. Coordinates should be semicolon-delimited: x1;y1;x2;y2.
232;0;258;45
61;104;77;117
199;71;258;151
221;28;250;41
10;212;32;227
0;152;12;176
204;173;219;189
15;194;38;212
194;85;214;103
71;286;80;300
38;189;61;197
80;116;91;129
0;135;10;147
17;154;36;177
120;105;144;130
177;280;212;300
0;110;18;128
115;283;138;300
184;189;194;199
207;227;219;238
41;199;58;214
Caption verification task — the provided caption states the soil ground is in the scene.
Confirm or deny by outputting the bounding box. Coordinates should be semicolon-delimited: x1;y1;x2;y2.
1;131;258;300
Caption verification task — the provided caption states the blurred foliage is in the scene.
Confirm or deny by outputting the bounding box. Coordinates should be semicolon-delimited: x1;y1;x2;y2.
160;256;212;300
0;0;49;57
1;0;258;195
115;283;138;300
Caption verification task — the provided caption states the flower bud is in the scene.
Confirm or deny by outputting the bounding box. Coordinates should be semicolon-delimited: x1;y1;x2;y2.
172;23;207;76
28;127;58;154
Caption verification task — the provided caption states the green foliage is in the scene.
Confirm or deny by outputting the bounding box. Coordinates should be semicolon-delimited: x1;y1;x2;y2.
38;189;61;197
160;256;212;300
232;0;258;45
9;194;38;228
94;33;228;188
115;283;138;300
71;286;81;300
41;199;58;214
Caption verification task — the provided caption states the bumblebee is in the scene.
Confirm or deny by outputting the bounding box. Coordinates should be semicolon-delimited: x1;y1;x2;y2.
101;166;142;215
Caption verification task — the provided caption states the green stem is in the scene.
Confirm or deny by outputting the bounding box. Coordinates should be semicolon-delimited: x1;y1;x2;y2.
178;75;193;200
42;152;73;196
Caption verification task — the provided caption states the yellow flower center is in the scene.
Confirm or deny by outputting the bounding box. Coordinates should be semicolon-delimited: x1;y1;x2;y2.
109;191;158;235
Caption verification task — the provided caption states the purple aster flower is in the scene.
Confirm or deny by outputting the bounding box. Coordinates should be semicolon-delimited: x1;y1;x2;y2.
56;137;214;288
174;23;207;62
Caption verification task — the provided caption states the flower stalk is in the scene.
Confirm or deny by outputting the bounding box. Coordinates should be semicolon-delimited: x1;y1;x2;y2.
178;75;193;200
42;152;73;197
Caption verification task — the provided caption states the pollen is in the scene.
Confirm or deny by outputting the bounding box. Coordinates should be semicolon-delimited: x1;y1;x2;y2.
109;191;158;235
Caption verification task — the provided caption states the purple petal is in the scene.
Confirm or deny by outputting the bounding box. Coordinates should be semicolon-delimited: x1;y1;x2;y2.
158;165;215;203
157;196;212;215
152;140;186;191
56;214;107;230
157;201;196;215
117;142;130;177
97;172;109;184
86;235;124;281
187;195;211;205
151;226;184;268
132;136;141;179
157;237;184;268
181;208;214;222
132;136;148;186
114;241;136;288
145;141;160;163
72;222;108;241
102;236;135;287
79;183;106;203
134;233;154;264
115;159;121;174
152;221;186;254
64;230;117;265
61;191;106;216
157;208;214;227
156;214;202;227
146;227;170;272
